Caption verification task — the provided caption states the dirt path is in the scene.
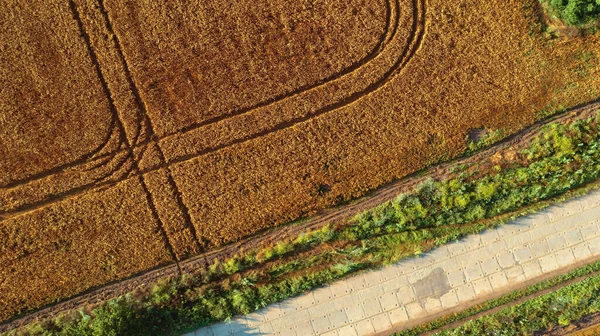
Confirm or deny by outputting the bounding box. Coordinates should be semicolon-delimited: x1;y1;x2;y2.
1;100;599;333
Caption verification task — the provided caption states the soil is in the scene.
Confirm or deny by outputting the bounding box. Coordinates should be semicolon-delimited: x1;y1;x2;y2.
545;312;600;336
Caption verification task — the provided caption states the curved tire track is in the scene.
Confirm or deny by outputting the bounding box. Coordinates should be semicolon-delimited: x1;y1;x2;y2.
0;0;416;220
0;0;391;190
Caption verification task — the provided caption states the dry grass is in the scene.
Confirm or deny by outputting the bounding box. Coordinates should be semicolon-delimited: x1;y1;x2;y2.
1;0;600;323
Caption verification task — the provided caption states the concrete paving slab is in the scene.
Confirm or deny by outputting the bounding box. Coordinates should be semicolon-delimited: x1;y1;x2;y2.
292;320;314;336
462;234;483;252
286;309;310;326
506;231;533;247
447;241;467;257
488;272;509;291
521;260;543;279
387;307;409;325
439;289;460;308
328;309;349;329
363;270;385;286
336;324;358;336
313;287;334;304
547;235;568;252
578;193;600;209
395;286;416;305
210;323;232;336
572;242;593;261
308;301;337;318
464;263;484;281
279;301;298;317
371;313;393;332
480;257;501;276
379;292;401;312
328;282;351;299
356;284;385;301
480;229;501;246
528;240;551;258
245;312;266;327
472;277;493;296
496;251;517;269
580;221;600;240
423;297;443;313
513;246;534;263
345;304;366;323
589;236;600;254
196;328;213;336
330;295;355;311
504;265;527;282
562;229;584;247
258;322;275;335
311;315;331;335
440;258;461;271
405;301;427;319
539;254;560;273
346;274;368;293
455;283;476;302
295;292;317;310
269;316;289;331
320;329;339;336
482;240;508;258
382;275;409;293
424;245;452;262
195;327;213;336
555;249;576;267
354;319;376;336
361;296;383;317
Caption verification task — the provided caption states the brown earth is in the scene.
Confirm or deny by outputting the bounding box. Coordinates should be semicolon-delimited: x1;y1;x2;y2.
544;312;600;335
1;0;600;324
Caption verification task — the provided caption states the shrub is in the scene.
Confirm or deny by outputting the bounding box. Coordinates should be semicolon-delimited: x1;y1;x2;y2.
544;0;600;25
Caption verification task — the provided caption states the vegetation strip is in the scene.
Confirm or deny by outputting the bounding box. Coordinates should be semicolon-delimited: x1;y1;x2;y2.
540;0;600;26
3;102;600;335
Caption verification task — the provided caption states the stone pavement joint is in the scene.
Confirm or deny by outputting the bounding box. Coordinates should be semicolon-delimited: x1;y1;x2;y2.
191;190;600;336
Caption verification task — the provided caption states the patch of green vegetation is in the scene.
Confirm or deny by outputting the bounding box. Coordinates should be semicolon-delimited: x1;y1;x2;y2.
465;128;506;154
397;260;600;335
541;0;600;26
8;110;600;336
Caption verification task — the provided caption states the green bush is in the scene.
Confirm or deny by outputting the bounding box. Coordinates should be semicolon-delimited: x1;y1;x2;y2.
544;0;600;25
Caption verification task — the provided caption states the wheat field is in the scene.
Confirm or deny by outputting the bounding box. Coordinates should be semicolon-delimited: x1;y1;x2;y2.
0;0;599;322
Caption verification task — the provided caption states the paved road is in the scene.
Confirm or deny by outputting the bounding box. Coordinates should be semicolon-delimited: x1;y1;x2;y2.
187;189;600;336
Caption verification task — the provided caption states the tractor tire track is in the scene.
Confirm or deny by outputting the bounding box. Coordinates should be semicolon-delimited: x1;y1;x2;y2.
0;0;391;191
155;0;393;139
158;0;424;166
0;0;405;221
